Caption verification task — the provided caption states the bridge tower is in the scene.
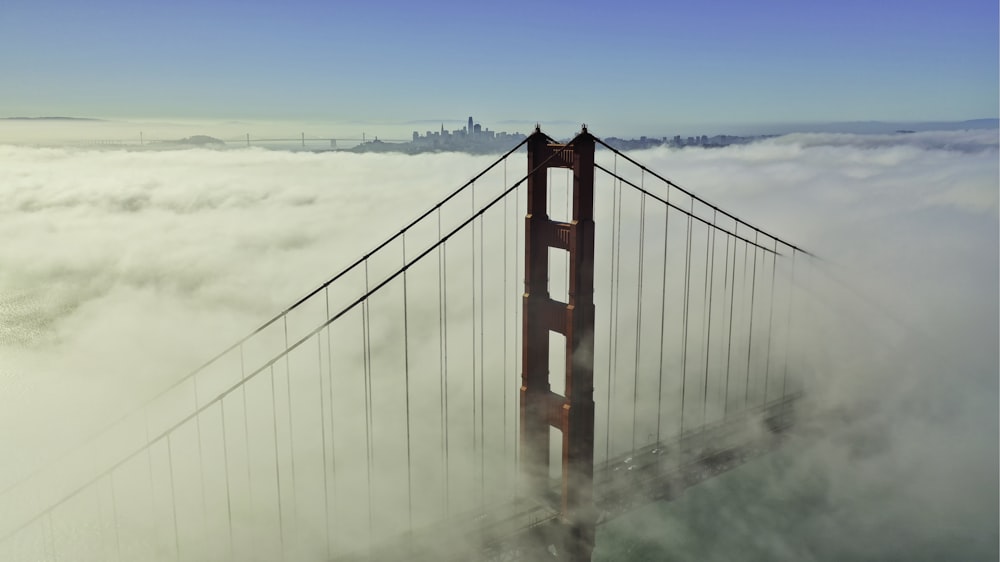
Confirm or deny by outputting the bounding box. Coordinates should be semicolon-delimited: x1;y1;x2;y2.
521;126;597;560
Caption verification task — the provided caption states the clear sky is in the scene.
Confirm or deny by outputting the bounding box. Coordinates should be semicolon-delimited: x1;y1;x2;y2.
1;0;997;135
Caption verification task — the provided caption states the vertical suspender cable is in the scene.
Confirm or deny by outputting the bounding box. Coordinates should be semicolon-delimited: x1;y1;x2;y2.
744;232;759;410
315;327;329;559
240;350;256;549
502;162;509;490
679;200;694;437
239;345;254;513
471;183;482;513
167;435;181;562
698;217;710;428
604;154;620;467
269;366;286;562
512;165;520;499
362;261;374;547
193;380;208;534
736;234;750;411
781;249;798;403
701;210;717;429
798;254;815;397
479;195;486;514
611;164;625;456
402;233;414;540
631;187;646;454
282;316;298;523
324;287;337;546
470;183;478;498
655;182;671;445
723;232;737;417
438;209;451;514
220;400;235;561
762;238;779;405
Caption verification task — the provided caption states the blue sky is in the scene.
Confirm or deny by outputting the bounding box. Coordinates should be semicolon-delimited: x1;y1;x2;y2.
1;0;997;135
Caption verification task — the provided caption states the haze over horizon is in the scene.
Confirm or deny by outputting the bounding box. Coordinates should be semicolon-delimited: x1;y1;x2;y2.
2;115;999;145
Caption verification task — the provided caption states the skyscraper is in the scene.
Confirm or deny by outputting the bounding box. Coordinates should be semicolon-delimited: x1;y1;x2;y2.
468;116;474;135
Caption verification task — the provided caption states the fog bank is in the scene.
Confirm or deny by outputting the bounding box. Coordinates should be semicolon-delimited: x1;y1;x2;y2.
1;130;996;560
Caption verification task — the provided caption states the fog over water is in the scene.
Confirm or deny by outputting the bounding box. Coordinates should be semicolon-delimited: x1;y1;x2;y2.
0;129;996;560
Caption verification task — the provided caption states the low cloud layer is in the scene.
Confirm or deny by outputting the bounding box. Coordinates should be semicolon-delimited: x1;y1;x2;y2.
595;131;999;560
0;145;505;485
0;130;996;560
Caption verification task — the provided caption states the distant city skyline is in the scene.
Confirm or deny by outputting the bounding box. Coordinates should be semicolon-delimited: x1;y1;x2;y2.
1;0;996;132
1;114;997;148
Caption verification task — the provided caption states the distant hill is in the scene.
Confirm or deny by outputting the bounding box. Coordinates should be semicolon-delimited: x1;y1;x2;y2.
174;135;225;146
2;116;104;121
752;119;999;136
955;118;1000;129
823;119;998;133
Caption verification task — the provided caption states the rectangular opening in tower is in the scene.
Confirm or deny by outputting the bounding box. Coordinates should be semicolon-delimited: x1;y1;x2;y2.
550;425;564;483
548;246;569;303
546;168;572;223
549;330;566;396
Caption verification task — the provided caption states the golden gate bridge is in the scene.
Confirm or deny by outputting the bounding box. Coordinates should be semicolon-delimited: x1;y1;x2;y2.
0;126;818;561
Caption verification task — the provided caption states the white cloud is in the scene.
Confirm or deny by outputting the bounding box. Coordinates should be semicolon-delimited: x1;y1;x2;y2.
0;130;996;560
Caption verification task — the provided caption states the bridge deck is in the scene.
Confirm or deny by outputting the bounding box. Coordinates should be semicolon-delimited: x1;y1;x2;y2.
339;394;797;561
